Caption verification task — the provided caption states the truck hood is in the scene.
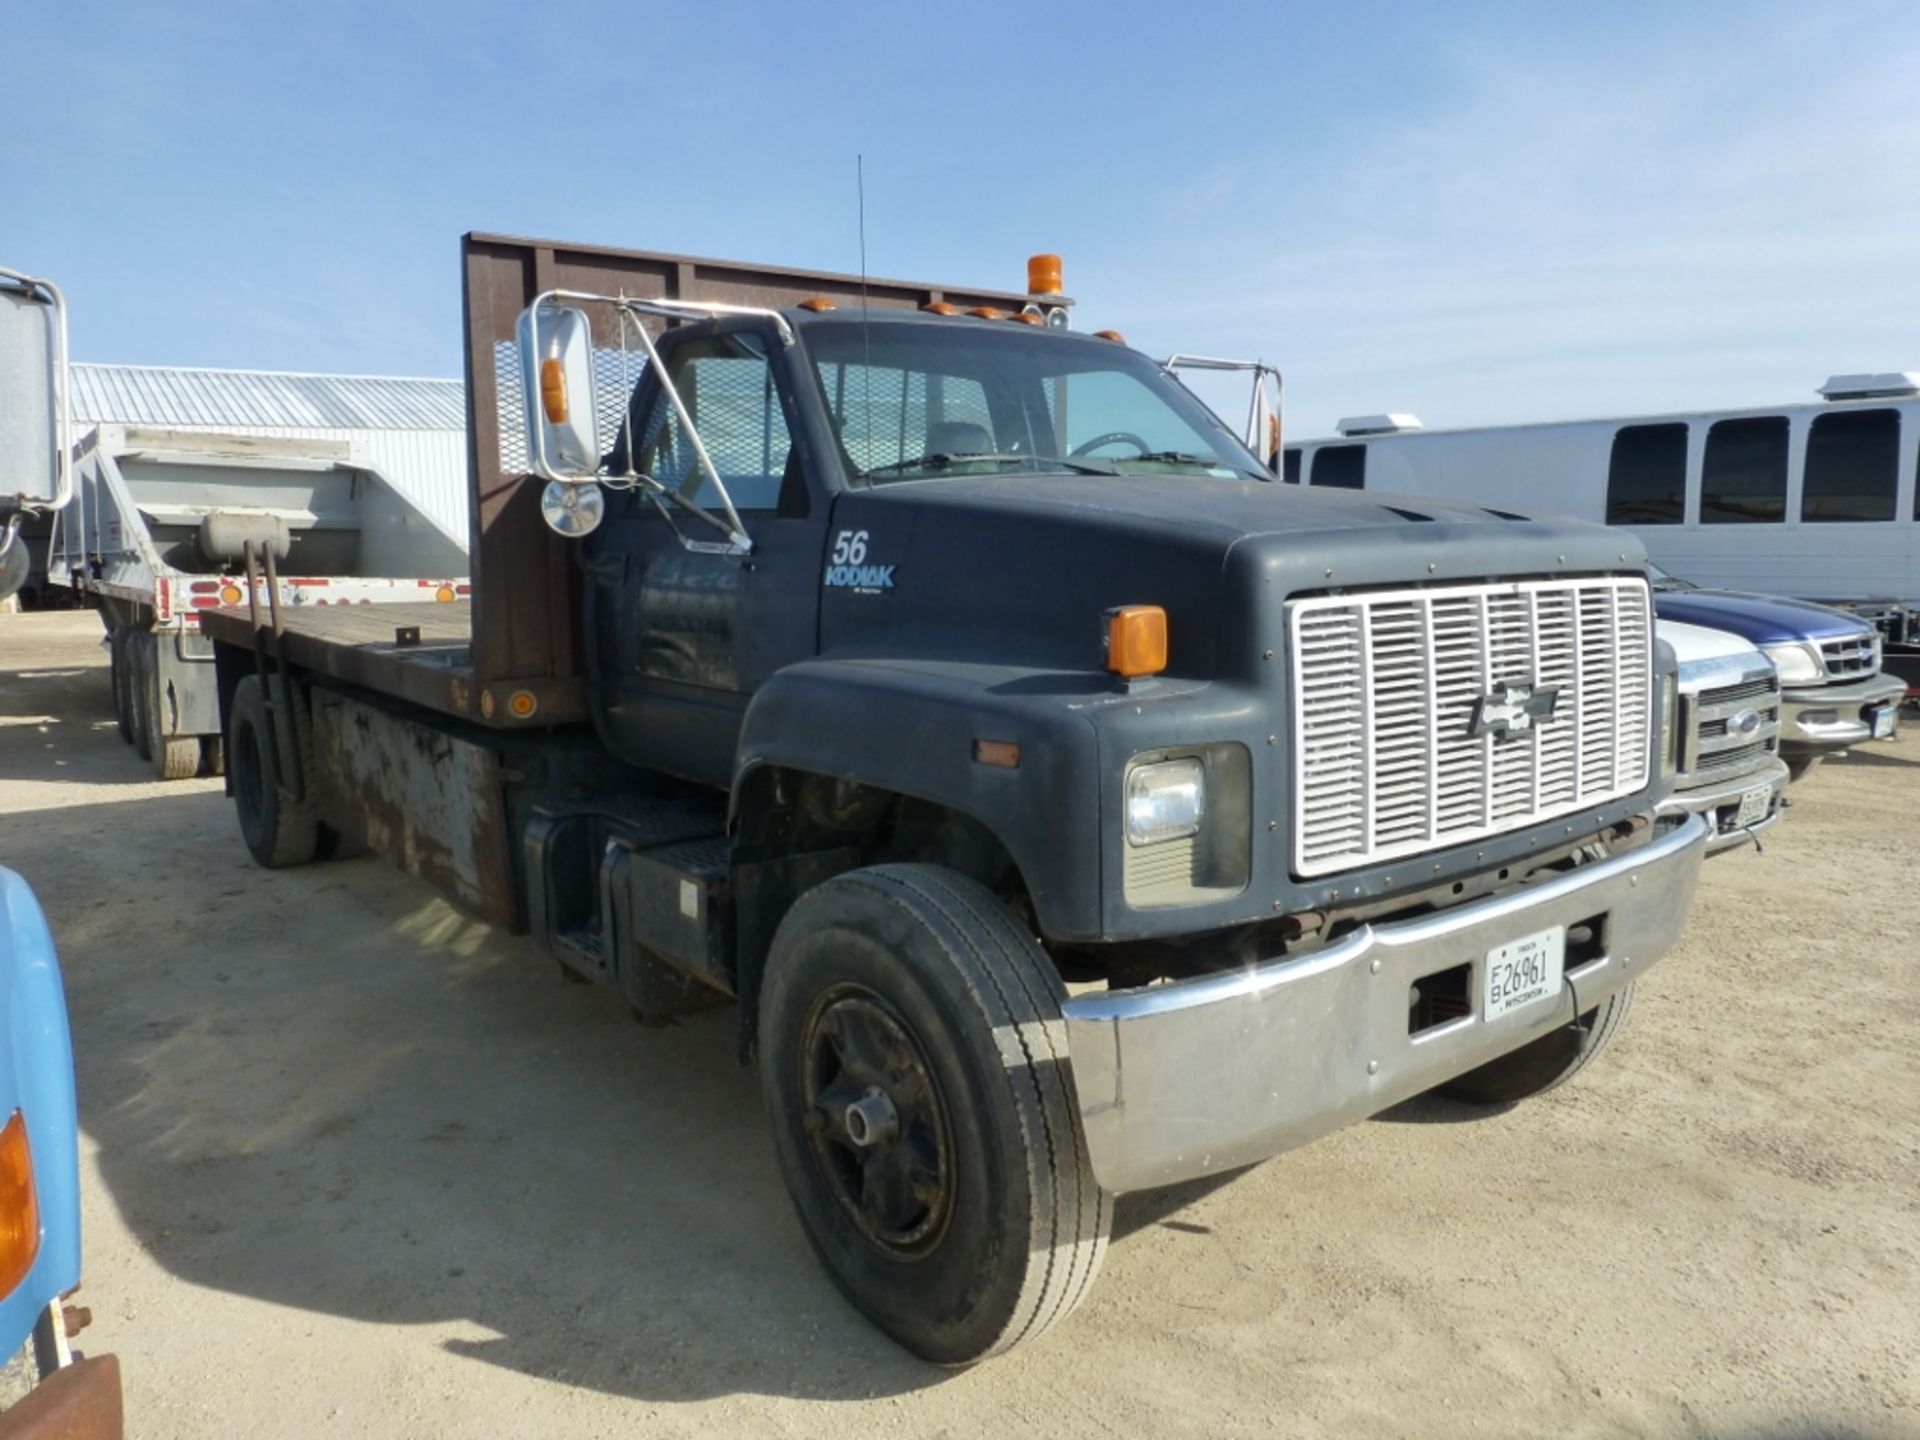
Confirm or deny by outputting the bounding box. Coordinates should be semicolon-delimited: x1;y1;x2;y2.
1657;618;1762;666
1652;587;1869;645
823;473;1644;681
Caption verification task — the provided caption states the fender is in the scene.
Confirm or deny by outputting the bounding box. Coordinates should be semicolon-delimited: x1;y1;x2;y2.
731;657;1107;941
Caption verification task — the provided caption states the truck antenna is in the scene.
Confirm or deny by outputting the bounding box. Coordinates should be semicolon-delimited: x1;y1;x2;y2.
858;153;872;458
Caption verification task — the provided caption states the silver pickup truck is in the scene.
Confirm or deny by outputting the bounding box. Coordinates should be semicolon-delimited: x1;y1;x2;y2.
1656;620;1790;853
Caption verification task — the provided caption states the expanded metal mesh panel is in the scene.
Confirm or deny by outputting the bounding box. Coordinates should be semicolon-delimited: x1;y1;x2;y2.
493;341;527;475
1289;578;1653;877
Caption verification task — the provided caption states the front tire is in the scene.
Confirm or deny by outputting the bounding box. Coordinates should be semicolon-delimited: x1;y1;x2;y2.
1440;983;1636;1105
760;864;1109;1365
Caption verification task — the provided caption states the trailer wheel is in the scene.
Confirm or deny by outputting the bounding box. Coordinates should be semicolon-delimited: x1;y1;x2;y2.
759;864;1108;1365
228;675;320;867
1439;983;1636;1106
127;634;154;762
109;630;134;745
140;651;202;781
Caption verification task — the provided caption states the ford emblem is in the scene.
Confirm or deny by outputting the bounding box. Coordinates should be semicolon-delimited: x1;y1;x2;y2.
1729;708;1762;737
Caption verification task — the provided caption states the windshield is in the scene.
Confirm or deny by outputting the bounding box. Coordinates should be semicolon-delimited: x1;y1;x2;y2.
801;320;1269;485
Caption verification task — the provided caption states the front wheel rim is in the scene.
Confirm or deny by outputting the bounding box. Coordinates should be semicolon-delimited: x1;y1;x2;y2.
799;985;955;1256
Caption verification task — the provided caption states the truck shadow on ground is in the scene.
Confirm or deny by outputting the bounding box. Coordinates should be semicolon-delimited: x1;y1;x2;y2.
35;780;1228;1404
0;663;148;786
1821;743;1918;772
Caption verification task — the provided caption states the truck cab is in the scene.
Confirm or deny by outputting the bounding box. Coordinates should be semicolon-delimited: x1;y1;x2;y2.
201;236;1711;1363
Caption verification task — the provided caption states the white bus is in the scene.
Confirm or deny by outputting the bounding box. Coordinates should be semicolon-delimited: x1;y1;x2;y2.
1281;373;1920;645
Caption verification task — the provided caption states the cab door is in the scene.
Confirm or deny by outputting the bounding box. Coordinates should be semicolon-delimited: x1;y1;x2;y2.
582;322;830;787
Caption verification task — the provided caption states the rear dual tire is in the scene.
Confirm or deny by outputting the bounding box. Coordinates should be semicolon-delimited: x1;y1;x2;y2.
228;674;321;868
760;864;1109;1365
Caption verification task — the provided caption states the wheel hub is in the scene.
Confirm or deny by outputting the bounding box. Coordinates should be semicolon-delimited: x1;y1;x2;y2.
801;989;953;1254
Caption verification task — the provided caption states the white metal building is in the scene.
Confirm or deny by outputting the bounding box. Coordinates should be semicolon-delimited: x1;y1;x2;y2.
69;363;469;541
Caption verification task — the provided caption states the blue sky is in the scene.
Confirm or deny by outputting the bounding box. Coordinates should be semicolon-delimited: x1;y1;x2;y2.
4;0;1915;438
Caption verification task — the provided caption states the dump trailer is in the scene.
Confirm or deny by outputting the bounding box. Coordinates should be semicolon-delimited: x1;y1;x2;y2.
48;423;468;777
200;234;1711;1363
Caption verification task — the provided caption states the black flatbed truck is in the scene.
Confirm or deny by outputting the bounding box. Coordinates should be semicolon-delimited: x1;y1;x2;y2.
202;233;1710;1363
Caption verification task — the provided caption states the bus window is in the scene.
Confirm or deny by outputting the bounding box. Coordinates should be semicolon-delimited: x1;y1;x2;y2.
1311;444;1365;489
1606;423;1686;524
1282;447;1301;484
1700;416;1787;523
1803;408;1898;522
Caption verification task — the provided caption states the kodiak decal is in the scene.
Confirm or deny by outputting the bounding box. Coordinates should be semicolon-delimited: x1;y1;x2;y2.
823;529;895;593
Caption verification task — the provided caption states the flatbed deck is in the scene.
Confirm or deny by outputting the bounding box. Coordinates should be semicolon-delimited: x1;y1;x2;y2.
199;601;571;725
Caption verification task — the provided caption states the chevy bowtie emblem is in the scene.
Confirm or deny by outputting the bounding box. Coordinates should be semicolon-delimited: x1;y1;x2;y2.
1470;681;1560;739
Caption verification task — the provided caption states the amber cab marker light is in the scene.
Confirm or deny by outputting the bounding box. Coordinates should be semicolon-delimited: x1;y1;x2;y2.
921;301;961;315
1105;605;1168;679
1009;311;1043;325
0;1111;39;1296
1027;253;1064;296
973;738;1021;769
799;296;837;312
1092;329;1126;344
539;343;568;425
966;307;1006;321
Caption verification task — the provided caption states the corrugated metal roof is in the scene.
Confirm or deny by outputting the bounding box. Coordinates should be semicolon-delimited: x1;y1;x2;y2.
71;362;465;432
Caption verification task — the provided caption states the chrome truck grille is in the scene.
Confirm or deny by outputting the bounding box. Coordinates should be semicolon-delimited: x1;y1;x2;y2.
1819;634;1878;678
1289;578;1653;877
1681;672;1781;779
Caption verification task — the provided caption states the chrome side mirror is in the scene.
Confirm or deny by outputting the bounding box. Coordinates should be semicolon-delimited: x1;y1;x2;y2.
516;300;605;536
517;302;603;480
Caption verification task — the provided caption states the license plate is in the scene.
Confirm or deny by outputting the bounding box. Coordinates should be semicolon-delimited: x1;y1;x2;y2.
1870;704;1897;740
1734;784;1773;828
1484;925;1566;1020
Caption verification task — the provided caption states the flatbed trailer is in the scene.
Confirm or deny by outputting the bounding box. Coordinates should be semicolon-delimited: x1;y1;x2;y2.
200;232;1709;1363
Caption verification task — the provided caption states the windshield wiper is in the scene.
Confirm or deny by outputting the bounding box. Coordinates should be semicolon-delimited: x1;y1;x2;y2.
1122;450;1264;480
862;452;1116;479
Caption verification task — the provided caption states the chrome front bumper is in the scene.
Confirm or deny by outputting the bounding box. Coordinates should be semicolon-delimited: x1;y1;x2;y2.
1658;756;1790;854
1061;813;1709;1193
1780;673;1906;751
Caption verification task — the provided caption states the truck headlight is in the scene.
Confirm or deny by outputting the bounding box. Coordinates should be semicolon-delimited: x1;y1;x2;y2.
1126;758;1205;846
1761;642;1822;686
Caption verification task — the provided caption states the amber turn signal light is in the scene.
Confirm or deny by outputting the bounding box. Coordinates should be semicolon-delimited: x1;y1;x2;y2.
539;353;568;425
0;1111;39;1297
1105;605;1168;678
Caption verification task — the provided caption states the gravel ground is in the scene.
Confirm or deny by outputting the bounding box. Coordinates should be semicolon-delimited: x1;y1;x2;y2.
1;610;1915;1439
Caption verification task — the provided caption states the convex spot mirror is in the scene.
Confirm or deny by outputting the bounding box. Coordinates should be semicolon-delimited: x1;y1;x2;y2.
516;302;602;481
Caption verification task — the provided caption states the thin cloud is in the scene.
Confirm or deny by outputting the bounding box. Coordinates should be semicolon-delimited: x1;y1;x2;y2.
1124;10;1920;436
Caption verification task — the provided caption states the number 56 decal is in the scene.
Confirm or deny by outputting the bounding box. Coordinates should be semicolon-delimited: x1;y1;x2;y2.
825;529;896;592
